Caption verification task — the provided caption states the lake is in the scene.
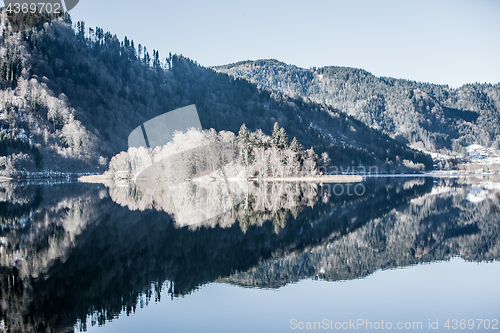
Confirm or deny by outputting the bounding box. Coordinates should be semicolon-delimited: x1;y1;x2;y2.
1;176;499;332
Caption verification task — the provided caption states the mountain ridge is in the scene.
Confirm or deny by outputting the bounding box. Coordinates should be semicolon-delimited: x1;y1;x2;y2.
214;59;500;155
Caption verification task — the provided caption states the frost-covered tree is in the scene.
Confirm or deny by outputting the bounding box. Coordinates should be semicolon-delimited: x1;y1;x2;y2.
272;122;289;150
237;124;253;166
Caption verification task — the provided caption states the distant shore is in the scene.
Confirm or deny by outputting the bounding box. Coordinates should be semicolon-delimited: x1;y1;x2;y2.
78;174;113;183
79;174;364;184
257;175;364;182
2;172;497;184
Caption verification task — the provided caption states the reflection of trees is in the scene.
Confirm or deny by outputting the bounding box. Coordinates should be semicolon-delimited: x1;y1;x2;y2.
0;185;41;228
6;179;499;331
106;178;323;233
235;181;321;234
0;184;107;279
222;178;500;289
0;183;109;332
0;178;433;332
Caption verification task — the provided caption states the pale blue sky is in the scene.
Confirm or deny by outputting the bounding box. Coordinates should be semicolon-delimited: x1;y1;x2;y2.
70;0;499;87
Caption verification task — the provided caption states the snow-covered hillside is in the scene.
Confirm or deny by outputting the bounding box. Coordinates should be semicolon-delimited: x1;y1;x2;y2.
467;144;500;165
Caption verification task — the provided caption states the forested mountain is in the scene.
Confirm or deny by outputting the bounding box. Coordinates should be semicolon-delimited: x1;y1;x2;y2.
0;11;431;174
215;60;500;154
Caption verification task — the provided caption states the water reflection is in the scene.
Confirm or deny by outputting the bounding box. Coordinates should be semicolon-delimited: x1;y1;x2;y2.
0;177;499;332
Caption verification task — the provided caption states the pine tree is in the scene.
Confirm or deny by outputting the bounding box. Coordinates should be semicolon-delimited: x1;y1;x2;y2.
272;122;280;147
319;152;331;174
272;122;289;150
138;44;142;59
290;137;301;160
237;124;253;165
303;147;318;175
279;127;289;149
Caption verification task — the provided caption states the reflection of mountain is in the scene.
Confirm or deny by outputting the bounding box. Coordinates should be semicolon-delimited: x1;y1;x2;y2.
0;183;107;279
222;178;500;289
466;182;500;204
1;178;498;332
0;183;109;332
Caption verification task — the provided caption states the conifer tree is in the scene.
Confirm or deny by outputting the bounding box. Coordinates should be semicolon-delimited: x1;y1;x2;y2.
290;137;301;160
237;124;253;165
272;122;289;150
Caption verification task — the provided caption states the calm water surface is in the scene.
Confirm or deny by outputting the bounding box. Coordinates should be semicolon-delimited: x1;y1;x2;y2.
1;177;499;332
